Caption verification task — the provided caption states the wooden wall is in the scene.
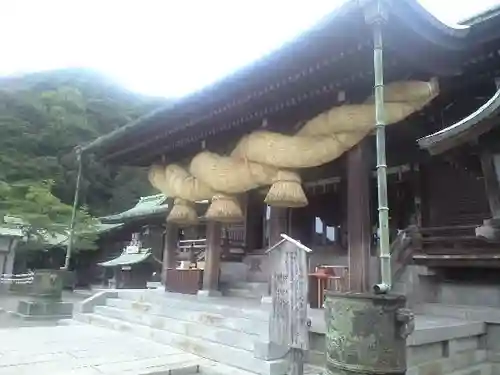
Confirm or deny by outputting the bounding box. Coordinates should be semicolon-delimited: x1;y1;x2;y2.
422;159;490;227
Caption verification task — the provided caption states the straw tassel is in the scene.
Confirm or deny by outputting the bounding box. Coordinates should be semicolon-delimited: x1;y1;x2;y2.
167;198;198;226
205;194;244;223
264;170;308;208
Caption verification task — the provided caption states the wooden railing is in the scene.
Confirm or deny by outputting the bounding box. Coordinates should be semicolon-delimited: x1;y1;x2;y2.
177;239;206;262
176;226;247;263
388;223;500;274
390;226;417;281
222;224;246;247
411;224;500;267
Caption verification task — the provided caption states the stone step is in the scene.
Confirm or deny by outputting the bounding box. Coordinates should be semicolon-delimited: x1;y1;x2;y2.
106;297;268;337
232;282;269;293
223;288;264;299
199;361;323;375
133;362;199;375
82;355;199;375
416;303;500;324
94;305;257;352
116;290;269;321
408;316;485;347
74;313;288;375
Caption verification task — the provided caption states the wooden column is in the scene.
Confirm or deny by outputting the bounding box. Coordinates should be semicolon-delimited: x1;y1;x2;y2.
264;207;289;298
410;164;423;228
161;224;178;284
269;207;289;246
246;193;264;251
202;221;222;294
480;151;500;219
346;140;372;293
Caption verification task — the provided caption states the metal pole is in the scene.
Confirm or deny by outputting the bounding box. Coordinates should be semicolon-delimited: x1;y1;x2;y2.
372;22;392;294
63;146;83;270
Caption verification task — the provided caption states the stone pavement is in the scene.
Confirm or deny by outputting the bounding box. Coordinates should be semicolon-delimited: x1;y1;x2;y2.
0;324;200;375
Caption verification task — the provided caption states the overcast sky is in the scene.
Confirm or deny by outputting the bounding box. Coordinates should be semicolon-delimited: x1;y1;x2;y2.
1;0;498;98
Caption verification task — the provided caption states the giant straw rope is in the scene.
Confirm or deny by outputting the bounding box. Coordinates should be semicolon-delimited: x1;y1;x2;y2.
148;80;439;225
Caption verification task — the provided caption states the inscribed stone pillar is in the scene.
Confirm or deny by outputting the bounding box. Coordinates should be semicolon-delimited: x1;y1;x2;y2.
346;140;372;292
201;221;222;295
161;224;178;285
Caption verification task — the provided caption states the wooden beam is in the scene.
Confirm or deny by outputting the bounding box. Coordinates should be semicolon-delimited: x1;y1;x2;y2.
346;140;372;293
202;221;222;292
480;150;500;219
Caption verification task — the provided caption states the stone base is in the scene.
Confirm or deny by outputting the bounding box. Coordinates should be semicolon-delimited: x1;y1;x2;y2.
16;299;73;320
197;290;222;298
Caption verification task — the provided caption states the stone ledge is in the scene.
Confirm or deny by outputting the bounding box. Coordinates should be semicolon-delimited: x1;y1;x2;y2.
407;362;491;375
408;320;485;347
309;308;484;347
16;300;73;320
75;290;118;313
197;290;222;298
418;304;500;324
137;363;199;375
400;349;487;375
488;351;500;363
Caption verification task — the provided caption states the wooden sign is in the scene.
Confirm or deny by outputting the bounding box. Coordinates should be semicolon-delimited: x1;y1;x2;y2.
266;234;311;351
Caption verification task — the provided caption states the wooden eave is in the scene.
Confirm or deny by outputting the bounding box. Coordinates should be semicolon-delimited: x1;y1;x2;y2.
461;4;500;44
418;87;500;155
82;0;472;167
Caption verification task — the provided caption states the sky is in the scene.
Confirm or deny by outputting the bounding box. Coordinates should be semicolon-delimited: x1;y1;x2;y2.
1;0;499;98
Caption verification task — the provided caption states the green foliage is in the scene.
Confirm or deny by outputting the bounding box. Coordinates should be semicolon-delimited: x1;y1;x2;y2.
0;179;99;251
0;68;163;249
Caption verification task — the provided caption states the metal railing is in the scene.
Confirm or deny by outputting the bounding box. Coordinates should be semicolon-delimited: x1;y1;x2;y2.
0;271;34;285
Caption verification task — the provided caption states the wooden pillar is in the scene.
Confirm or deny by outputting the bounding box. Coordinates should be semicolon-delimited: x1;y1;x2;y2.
410;164;423;228
346;140;372;293
480;151;500;219
201;221;222;294
246;193;265;251
269;207;289;246
161;224;178;284
263;206;289;298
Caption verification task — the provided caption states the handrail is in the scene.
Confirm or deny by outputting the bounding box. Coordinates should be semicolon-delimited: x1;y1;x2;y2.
179;239;206;244
390;226;417;281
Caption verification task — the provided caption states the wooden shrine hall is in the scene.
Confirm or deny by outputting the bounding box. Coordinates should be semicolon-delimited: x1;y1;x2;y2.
81;0;500;304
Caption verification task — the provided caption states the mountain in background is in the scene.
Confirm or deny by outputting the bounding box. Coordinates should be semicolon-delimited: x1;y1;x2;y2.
0;68;166;223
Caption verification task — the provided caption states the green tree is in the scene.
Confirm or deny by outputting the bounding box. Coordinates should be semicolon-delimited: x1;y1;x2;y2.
0;68;162;217
0;68;163;251
0;180;98;250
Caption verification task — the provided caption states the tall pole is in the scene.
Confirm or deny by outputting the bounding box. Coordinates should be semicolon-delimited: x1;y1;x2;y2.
325;6;413;375
372;17;392;293
63;146;83;270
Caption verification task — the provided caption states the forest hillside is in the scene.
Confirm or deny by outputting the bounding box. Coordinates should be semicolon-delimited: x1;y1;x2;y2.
0;68;165;234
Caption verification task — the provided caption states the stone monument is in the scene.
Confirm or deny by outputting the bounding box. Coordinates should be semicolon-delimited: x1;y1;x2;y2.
16;269;73;320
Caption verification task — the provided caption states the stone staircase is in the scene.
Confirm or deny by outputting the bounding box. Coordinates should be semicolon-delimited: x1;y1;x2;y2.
72;290;291;375
221;282;269;299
